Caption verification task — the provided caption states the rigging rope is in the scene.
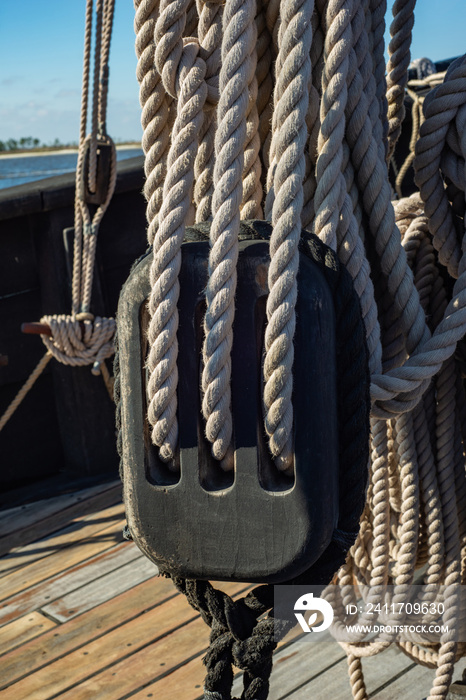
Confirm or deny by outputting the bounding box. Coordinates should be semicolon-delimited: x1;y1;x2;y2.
134;0;466;697
0;0;117;433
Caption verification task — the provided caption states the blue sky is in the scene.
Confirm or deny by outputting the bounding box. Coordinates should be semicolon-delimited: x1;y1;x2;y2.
0;0;465;145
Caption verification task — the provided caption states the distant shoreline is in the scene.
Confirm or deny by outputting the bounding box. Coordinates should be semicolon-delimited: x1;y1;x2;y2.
0;143;142;160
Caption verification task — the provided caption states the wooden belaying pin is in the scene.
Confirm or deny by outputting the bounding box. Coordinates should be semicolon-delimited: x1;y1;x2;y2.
21;320;88;337
21;322;52;336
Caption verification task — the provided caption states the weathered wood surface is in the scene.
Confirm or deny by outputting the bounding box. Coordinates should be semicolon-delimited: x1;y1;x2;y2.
1;482;466;700
0;155;147;487
0;480;121;551
0;611;56;655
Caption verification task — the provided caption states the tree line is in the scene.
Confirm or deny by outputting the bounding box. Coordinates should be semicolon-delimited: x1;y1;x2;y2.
0;137;76;152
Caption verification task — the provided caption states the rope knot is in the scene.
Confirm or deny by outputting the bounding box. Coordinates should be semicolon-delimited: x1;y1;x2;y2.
39;314;115;373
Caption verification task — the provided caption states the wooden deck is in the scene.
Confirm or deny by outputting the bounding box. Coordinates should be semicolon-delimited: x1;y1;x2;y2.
1;480;465;700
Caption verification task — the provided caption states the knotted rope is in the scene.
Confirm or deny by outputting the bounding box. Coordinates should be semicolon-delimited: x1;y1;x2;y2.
0;0;117;432
132;0;466;698
42;0;117;377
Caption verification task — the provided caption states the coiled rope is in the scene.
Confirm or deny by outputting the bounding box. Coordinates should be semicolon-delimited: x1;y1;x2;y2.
131;0;466;698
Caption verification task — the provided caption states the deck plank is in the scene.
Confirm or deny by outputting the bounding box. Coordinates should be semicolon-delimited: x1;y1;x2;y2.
1;582;246;700
134;628;307;700
126;654;208;700
0;576;176;689
0;518;124;601
232;635;346;700
2;480;466;700
0;502;125;577
0;611;56;656
0;481;122;556
0;541;141;626
42;554;158;621
285;644;415;699
371;657;466;699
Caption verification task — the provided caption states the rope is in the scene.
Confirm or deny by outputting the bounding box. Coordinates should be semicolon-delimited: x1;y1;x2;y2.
263;0;314;470
0;0;118;436
0;353;52;432
146;0;208;462
201;0;256;464
385;0;416;162
47;0;117;373
129;0;466;697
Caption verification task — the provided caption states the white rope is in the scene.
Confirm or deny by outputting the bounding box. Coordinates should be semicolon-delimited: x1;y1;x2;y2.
263;0;314;470
201;0;256;465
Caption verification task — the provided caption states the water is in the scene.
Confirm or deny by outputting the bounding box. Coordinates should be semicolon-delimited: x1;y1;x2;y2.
0;148;142;190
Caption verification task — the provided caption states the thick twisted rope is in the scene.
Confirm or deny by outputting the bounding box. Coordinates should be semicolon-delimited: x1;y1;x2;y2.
194;0;222;222
262;0;314;470
145;0;208;462
201;0;256;464
134;0;171;246
385;0;416;162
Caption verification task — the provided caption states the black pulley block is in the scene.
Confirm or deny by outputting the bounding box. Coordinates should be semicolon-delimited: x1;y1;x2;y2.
78;137;113;205
116;221;365;584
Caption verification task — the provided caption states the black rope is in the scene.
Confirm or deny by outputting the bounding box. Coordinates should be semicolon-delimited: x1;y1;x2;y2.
114;220;370;700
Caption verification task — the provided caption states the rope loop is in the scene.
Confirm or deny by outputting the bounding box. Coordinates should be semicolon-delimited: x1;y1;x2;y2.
39;314;115;373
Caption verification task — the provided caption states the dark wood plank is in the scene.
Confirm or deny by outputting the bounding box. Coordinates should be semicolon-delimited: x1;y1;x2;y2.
284;644;413;700
0;482;122;556
371;658;466;699
0;481;120;537
0;540;137;626
0;501;124;576
0;518;125;604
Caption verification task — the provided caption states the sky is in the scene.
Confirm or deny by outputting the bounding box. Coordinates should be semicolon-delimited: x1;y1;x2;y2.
0;0;465;146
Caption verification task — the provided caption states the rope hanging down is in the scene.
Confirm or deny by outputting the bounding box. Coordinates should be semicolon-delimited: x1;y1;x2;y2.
0;0;117;432
45;0;117;376
133;0;466;698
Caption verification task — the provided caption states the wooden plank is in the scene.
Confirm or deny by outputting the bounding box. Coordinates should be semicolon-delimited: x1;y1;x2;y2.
0;612;56;656
0;541;142;626
231;636;344;700
372;657;466;700
0;482;122;556
42;555;158;621
131;627;305;700
127;654;207;700
0;501;124;576
0;518;125;602
1;576;176;688
1;582;246;700
0;480;120;535
285;644;414;700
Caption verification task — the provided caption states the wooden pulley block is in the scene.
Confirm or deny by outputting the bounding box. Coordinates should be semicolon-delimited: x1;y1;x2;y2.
78;137;113;205
117;221;370;584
